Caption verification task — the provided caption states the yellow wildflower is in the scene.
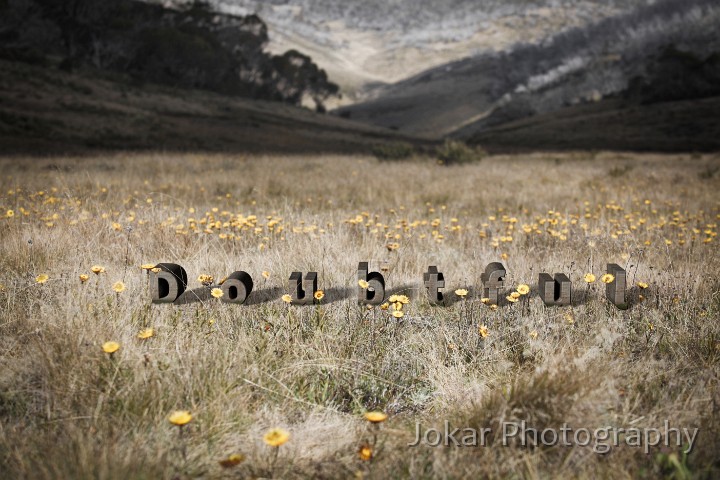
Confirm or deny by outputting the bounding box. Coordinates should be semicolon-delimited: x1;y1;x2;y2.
393;295;410;304
364;411;388;423
454;288;468;298
137;328;154;339
263;427;290;447
358;444;373;461
219;453;245;468
168;410;192;426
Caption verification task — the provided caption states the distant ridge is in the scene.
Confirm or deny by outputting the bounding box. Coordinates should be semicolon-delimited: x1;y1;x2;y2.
0;59;433;156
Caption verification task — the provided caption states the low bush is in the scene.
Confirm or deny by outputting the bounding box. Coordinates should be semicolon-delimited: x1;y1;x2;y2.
436;139;485;165
371;142;416;161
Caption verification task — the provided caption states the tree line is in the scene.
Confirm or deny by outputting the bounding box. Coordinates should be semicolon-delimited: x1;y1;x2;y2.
0;0;339;110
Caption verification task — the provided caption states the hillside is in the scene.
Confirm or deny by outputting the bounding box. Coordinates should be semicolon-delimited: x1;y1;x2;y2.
335;0;720;151
0;59;432;156
206;0;642;103
466;96;720;153
0;0;341;111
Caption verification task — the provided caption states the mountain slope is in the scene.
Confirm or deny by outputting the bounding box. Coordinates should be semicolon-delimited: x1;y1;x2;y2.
467;96;720;152
0;59;431;156
0;0;340;111
334;0;720;150
208;0;643;102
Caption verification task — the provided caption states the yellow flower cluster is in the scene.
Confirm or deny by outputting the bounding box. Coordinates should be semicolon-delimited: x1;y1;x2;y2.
381;294;410;318
2;186;716;251
338;201;717;248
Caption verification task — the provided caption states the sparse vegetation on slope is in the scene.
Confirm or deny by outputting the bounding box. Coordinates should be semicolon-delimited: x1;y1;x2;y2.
435;140;485;165
338;0;720;146
0;0;339;110
0;59;430;155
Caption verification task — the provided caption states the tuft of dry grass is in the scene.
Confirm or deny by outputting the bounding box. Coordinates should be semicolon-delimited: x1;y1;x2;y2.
0;152;718;479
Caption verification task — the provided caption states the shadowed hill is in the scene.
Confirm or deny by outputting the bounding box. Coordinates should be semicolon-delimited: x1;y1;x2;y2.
0;0;339;111
466;96;720;153
0;59;434;156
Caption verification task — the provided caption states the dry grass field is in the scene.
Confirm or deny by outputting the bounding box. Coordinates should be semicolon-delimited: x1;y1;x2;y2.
0;152;719;479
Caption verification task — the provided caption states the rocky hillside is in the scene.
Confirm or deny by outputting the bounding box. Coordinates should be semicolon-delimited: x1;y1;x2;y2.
205;0;646;102
333;0;720;151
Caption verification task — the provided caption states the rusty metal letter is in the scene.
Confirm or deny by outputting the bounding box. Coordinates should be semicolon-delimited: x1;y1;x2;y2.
423;266;445;304
538;273;571;306
480;262;505;305
605;263;627;309
151;263;187;303
288;271;317;305
220;271;253;304
358;262;385;305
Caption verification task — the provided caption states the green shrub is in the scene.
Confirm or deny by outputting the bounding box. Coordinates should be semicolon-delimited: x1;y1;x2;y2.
436;139;485;165
371;142;415;161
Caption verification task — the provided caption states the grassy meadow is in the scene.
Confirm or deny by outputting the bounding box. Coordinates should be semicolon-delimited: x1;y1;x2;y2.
0;152;719;479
